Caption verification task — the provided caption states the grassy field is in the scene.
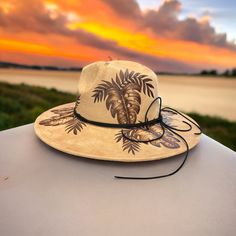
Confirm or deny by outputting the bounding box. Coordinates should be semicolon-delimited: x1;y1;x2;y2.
0;82;75;130
0;82;235;151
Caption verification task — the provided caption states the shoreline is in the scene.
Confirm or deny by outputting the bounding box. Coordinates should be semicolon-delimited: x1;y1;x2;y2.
1;68;236;121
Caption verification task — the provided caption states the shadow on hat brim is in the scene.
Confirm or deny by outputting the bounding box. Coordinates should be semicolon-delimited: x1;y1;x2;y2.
34;102;201;162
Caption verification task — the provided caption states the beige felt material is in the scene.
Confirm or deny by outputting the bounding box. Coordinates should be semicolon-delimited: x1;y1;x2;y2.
76;60;159;123
35;103;200;162
34;60;201;162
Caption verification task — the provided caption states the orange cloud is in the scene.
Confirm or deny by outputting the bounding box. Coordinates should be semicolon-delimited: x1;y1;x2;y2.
0;0;235;72
0;36;109;62
69;21;236;68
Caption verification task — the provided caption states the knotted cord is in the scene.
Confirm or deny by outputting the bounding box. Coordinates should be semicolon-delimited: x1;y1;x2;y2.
73;97;202;180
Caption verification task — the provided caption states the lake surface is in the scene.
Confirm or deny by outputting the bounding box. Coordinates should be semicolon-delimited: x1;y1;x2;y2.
1;69;236;121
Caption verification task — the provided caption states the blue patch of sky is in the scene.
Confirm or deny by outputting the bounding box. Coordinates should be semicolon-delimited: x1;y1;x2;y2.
137;0;236;42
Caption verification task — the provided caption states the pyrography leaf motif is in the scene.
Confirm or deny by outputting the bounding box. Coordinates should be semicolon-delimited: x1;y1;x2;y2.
39;96;86;135
39;107;74;126
92;69;155;154
148;125;180;149
115;123;180;154
115;130;140;155
138;124;180;149
92;69;154;124
64;118;86;135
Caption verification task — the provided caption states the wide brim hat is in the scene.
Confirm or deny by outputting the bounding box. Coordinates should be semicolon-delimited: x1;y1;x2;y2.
34;60;201;162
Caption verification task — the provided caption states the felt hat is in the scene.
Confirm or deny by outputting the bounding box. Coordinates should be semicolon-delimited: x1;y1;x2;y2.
34;60;201;163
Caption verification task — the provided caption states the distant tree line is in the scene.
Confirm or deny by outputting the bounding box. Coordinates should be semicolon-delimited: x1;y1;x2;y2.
0;61;82;71
200;68;236;77
1;60;235;77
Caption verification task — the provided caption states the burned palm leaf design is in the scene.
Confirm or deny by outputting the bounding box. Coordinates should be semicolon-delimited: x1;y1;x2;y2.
92;69;154;124
115;108;181;154
92;69;156;154
92;69;181;155
115;129;141;155
133;125;180;149
115;123;180;154
39;96;86;135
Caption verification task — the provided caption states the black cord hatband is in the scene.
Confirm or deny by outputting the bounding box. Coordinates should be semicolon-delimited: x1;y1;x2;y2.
73;96;202;180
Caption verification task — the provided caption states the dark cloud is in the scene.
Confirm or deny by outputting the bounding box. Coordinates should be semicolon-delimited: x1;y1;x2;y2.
144;0;180;37
176;18;229;47
74;0;235;50
99;0;236;49
0;0;233;72
1;0;235;51
116;48;198;73
102;0;141;19
143;0;236;49
0;0;197;72
0;1;66;34
0;0;122;51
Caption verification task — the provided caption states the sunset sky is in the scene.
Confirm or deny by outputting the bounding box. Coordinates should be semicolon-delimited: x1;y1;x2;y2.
0;0;236;72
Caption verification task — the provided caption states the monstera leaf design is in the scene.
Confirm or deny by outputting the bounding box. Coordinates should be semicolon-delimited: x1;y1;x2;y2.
115;124;180;155
131;125;180;149
151;130;180;149
39;97;86;135
92;69;154;124
92;69;181;155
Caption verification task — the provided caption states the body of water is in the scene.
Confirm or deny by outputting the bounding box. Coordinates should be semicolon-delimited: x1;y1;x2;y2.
1;69;236;121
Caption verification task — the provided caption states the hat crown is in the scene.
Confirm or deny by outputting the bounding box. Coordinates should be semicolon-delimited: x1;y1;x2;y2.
75;60;159;125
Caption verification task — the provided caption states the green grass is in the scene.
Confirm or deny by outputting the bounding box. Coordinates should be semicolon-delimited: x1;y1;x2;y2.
187;112;236;151
0;82;76;130
0;82;235;151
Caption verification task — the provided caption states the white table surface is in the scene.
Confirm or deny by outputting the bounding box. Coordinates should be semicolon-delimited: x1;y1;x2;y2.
0;124;236;236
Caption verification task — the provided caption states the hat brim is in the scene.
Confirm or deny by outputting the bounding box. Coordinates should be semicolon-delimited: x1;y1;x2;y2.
34;102;201;162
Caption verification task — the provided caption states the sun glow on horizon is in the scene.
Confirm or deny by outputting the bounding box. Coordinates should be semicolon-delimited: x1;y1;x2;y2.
67;21;236;68
0;0;235;72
